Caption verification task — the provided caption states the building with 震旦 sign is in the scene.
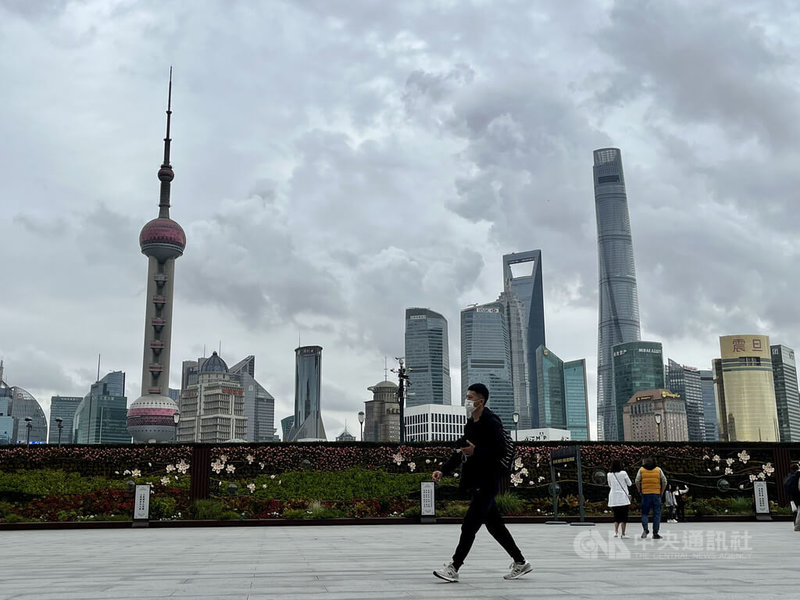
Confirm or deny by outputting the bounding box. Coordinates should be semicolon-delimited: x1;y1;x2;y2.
713;334;780;442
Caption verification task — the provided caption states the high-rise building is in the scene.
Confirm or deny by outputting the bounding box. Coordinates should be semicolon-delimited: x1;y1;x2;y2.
229;355;278;442
535;347;590;441
404;308;451;406
563;359;590;441
287;346;326;441
280;415;294;442
593;148;642;441
0;397;12;445
502;251;545;428
699;369;719;441
770;345;800;442
537;346;565;430
461;301;515;427
714;335;780;442
177;352;247;442
1;376;48;444
48;396;83;444
336;428;356;442
74;371;130;444
622;389;688;442
127;73;184;443
363;379;400;442
666;360;706;442
404;404;467;442
612;341;664;441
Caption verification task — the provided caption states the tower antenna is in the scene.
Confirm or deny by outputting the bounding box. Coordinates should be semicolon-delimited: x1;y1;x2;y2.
158;66;174;218
97;354;101;382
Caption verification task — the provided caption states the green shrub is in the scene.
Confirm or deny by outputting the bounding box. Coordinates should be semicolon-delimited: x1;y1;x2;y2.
220;510;242;520
190;499;224;520
282;508;307;520
249;468;428;502
0;470;123;497
688;498;714;517
495;492;523;515
402;506;421;518
439;501;469;518
727;496;753;514
3;513;24;523
150;496;178;520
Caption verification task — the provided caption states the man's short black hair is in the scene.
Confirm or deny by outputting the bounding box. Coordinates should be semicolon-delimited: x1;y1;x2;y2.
467;383;489;402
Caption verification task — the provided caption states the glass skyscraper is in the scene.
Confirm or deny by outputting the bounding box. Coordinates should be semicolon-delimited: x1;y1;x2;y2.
715;335;779;442
461;301;515;427
563;359;590;441
48;396;83;444
611;341;664;441
699;369;719;441
594;148;642;441
770;345;800;442
502;250;545;429
537;346;565;429
288;346;326;441
74;371;130;444
405;308;451;406
666;359;706;442
535;346;589;440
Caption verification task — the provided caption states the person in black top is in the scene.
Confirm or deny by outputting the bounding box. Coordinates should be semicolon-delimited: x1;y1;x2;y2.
432;383;532;582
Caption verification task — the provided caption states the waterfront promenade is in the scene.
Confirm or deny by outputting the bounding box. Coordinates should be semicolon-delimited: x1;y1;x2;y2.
1;521;797;599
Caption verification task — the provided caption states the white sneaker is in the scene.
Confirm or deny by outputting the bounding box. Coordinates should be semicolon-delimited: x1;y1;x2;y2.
504;561;533;580
433;562;459;582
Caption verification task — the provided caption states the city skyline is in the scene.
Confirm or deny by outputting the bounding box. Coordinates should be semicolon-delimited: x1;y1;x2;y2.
3;3;800;440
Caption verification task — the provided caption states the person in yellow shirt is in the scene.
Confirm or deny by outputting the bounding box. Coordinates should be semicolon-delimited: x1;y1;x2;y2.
635;456;667;539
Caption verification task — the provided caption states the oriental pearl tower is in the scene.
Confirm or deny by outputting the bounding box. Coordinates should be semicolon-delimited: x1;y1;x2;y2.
127;70;186;443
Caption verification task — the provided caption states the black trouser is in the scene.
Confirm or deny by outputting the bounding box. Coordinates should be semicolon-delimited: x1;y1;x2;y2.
452;485;524;569
676;501;685;522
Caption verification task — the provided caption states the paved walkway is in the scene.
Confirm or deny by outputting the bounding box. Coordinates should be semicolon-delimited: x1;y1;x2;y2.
1;521;798;599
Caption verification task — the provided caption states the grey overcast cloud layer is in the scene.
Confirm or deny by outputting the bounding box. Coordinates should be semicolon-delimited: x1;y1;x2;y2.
2;0;800;439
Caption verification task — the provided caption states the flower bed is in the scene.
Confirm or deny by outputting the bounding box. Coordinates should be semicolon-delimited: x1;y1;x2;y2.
0;441;797;523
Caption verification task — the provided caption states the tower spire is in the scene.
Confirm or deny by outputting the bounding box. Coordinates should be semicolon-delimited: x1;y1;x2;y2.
158;67;175;218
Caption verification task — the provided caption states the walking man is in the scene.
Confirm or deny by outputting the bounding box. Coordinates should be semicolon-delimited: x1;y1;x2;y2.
635;456;667;539
782;463;800;532
431;383;532;582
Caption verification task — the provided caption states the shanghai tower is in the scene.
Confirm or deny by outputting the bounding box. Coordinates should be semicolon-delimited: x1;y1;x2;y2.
593;148;641;441
127;71;186;443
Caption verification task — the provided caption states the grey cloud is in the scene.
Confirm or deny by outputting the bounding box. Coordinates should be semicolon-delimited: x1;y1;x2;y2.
595;1;800;149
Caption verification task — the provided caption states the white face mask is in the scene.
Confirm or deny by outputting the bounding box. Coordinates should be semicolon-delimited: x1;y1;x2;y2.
465;400;476;417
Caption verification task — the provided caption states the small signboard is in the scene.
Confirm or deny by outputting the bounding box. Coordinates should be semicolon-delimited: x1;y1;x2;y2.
753;481;770;518
133;484;151;522
550;446;578;465
419;481;436;523
421;481;435;517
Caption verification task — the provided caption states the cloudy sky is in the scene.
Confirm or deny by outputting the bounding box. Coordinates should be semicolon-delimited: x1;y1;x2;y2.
2;0;799;440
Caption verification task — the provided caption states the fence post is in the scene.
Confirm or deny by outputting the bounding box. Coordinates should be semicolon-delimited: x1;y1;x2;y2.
190;445;211;504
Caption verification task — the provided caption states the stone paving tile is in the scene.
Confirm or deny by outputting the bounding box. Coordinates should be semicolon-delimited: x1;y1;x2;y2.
1;522;799;599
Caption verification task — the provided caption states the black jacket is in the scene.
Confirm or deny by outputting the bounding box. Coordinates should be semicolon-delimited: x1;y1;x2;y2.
783;471;800;504
441;407;505;491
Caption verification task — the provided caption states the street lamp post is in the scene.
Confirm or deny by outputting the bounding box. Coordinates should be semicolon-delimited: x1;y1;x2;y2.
24;417;32;445
512;411;520;441
654;413;662;442
55;417;63;447
358;410;365;441
172;410;180;442
391;357;411;443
